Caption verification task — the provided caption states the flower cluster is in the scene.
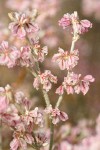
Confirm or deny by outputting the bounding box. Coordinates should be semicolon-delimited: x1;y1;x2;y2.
0;39;49;68
18;46;34;67
45;105;68;124
0;86;45;150
56;72;94;95
52;48;79;70
0;41;34;68
59;11;92;35
54;114;100;150
8;11;39;38
0;84;11;114
33;70;57;92
32;40;48;62
0;41;20;68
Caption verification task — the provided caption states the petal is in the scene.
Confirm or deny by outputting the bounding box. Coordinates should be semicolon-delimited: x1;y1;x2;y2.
60;111;68;121
1;41;8;50
17;26;26;38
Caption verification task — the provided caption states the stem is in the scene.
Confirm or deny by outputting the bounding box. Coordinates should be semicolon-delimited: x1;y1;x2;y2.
55;95;63;108
32;53;50;107
50;31;77;149
32;132;39;150
70;39;76;52
33;60;50;107
0;119;2;150
70;18;79;52
49;95;63;150
35;61;41;74
26;36;50;107
42;89;50;107
49;119;54;150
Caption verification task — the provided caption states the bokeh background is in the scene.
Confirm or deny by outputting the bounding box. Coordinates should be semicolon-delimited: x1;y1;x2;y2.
0;0;100;149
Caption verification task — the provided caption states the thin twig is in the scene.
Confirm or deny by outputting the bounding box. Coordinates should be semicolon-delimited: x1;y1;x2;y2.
55;95;63;108
42;89;50;107
49;119;54;150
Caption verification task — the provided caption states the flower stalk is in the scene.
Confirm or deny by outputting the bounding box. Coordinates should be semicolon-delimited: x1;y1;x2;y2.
49;119;54;150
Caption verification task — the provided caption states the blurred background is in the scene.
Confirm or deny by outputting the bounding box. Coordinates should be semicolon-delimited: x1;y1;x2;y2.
0;0;100;148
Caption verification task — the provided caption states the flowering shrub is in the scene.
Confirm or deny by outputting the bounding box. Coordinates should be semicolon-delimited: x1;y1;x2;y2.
0;9;95;150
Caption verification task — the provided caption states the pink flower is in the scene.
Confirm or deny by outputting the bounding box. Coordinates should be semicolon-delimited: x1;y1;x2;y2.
10;120;34;150
77;20;92;34
33;70;57;92
59;13;71;29
74;75;95;95
56;85;64;95
33;44;48;62
45;105;68;124
10;138;20;150
10;136;31;150
2;113;20;127
0;85;13;114
59;11;92;35
8;11;39;38
22;107;44;127
52;48;79;70
35;133;48;147
0;87;9;114
0;41;20;68
18;46;34;67
15;91;31;110
56;72;95;95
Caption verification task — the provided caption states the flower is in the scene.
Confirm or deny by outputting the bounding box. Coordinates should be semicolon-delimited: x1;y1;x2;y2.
8;11;39;38
2;112;20;127
15;91;31;110
18;46;34;67
59;13;71;29
59;11;92;35
10;132;33;150
0;85;12;114
56;72;95;95
52;48;79;70
22;107;44;127
0;87;8;114
33;70;57;92
35;132;48;147
45;105;68;124
0;41;20;68
33;44;48;62
74;75;95;95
